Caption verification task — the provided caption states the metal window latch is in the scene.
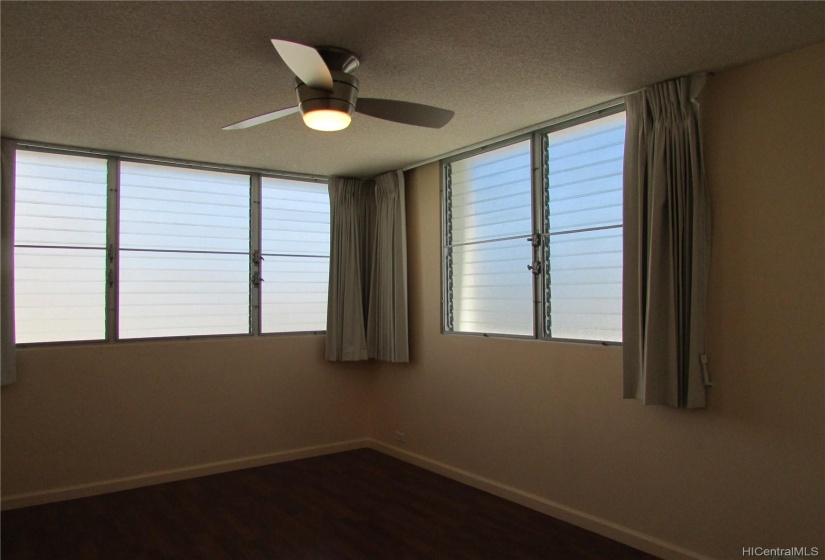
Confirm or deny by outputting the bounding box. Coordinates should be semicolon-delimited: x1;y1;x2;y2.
252;250;264;265
527;261;542;275
527;233;542;247
252;272;264;287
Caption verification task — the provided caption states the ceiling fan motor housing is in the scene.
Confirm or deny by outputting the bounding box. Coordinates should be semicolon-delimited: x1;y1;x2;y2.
295;71;359;119
222;41;452;131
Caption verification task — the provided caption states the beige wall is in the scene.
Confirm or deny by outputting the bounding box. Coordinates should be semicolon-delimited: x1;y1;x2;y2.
1;335;374;500
2;42;822;560
371;42;824;559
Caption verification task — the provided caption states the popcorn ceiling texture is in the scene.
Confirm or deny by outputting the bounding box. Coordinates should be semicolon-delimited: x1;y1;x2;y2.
2;1;824;177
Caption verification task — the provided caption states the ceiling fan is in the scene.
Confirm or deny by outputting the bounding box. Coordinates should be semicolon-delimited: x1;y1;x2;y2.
223;40;455;132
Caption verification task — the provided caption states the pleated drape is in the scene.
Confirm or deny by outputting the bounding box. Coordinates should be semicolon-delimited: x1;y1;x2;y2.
623;75;712;408
326;171;409;362
367;170;409;362
1;138;18;386
326;177;375;361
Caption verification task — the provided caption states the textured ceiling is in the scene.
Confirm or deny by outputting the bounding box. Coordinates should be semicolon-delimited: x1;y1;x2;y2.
2;1;824;177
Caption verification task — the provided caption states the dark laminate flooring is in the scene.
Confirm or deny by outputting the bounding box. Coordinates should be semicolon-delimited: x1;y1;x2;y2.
1;448;659;559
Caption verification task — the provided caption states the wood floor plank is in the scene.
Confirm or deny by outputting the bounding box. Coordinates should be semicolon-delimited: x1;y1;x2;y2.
1;449;660;559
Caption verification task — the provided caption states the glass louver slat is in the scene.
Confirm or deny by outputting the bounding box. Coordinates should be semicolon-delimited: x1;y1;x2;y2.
261;177;330;257
118;162;250;338
448;140;532;246
260;178;330;333
446;139;534;337
545;111;625;342
261;256;329;333
119;252;249;338
14;247;106;343
450;238;533;336
13;151;108;343
120;162;250;253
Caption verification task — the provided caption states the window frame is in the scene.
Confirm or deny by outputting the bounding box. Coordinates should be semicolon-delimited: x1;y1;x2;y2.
441;103;626;345
10;142;330;347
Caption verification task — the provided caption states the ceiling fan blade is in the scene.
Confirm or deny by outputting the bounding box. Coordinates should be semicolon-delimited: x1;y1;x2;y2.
271;39;334;92
356;98;454;129
222;105;301;130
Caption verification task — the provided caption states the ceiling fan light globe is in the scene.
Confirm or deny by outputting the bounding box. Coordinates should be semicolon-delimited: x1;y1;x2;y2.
302;109;352;131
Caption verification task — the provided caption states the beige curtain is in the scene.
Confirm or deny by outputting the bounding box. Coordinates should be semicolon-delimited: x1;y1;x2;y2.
326;171;409;362
1;139;18;386
623;75;711;408
326;176;374;361
367;170;409;362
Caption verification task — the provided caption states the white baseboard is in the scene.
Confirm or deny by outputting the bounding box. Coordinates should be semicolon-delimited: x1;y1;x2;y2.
1;438;369;511
367;439;713;560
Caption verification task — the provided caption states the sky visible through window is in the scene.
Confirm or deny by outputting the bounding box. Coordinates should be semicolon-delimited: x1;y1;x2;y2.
14;151;108;343
13;150;330;343
545;111;625;342
119;162;251;339
445;110;625;342
261;177;330;333
448;140;534;336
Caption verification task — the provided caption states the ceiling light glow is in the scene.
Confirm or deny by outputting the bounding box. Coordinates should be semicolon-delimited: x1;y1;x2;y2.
302;109;352;132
